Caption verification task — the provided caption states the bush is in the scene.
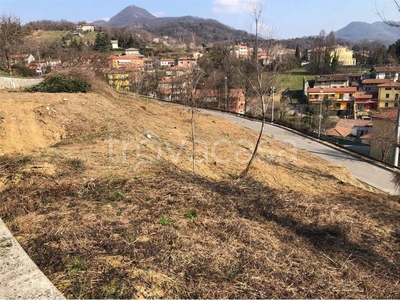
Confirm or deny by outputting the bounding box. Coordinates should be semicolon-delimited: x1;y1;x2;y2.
25;68;92;93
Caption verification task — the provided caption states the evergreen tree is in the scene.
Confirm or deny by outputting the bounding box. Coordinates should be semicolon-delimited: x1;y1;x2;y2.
93;32;111;52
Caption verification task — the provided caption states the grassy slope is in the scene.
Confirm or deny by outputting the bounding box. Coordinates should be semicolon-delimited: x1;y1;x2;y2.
0;88;399;298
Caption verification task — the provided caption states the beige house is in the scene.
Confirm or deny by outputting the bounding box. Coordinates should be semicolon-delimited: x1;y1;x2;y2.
377;82;400;109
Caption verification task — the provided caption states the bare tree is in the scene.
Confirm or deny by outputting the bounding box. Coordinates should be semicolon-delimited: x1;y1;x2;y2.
375;0;400;27
239;0;280;178
0;14;24;74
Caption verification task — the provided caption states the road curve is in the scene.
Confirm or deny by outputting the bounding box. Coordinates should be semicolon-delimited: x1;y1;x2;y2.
201;109;399;195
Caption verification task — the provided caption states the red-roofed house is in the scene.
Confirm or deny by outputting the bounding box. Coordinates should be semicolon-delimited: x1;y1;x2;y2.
326;119;372;138
370;109;400;165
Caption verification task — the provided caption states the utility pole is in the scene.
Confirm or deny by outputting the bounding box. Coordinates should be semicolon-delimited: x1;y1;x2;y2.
394;107;400;167
271;87;275;123
36;46;42;77
224;76;228;111
318;99;322;139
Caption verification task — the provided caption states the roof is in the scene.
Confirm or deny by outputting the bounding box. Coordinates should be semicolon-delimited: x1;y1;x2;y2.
326;119;373;137
355;91;373;99
372;109;398;122
315;74;349;82
371;66;400;73
308;87;357;93
362;78;390;84
376;81;400;88
326;126;353;137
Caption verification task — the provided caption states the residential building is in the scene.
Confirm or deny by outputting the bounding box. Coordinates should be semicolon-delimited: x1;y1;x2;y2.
109;55;144;69
307;45;355;66
9;53;35;65
314;74;350;89
158;58;175;68
376;81;400;109
307;86;357;118
354;91;377;118
326;119;372;138
125;48;143;56
234;43;250;59
76;24;95;32
111;40;119;49
177;57;197;69
361;78;389;94
105;72;131;91
370;65;400;80
193;88;246;114
370;109;399;165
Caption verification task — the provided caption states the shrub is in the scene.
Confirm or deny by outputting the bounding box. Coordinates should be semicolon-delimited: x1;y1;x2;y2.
25;68;92;93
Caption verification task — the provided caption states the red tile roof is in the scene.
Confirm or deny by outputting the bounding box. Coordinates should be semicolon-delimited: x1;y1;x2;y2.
308;87;357;93
362;78;390;84
372;109;398;122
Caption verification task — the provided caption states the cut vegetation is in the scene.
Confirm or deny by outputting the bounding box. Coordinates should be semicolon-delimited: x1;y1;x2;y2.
0;80;399;298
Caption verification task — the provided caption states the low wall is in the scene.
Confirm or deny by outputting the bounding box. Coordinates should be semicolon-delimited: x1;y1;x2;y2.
0;76;43;90
0;218;65;299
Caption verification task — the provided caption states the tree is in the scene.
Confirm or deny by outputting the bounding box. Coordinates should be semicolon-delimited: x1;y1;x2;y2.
239;0;281;178
93;32;111;52
0;14;24;74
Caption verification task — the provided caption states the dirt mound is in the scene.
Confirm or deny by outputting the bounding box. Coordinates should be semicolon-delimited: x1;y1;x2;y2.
0;90;399;298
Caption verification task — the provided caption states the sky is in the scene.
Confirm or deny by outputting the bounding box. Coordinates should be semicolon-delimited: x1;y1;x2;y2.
1;0;399;39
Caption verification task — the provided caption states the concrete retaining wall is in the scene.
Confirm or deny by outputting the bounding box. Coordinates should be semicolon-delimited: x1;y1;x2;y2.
0;218;65;299
0;76;43;90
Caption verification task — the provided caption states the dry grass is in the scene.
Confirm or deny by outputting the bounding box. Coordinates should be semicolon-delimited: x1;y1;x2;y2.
0;87;399;298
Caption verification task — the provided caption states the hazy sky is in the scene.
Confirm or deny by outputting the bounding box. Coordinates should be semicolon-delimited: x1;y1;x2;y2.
1;0;399;39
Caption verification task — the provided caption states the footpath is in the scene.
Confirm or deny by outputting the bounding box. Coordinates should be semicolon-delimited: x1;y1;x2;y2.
0;218;65;299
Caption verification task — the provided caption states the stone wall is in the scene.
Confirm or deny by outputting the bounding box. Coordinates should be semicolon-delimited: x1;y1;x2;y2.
0;76;43;90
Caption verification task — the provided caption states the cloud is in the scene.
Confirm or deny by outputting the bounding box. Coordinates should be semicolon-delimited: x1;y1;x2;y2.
212;0;247;14
152;11;167;17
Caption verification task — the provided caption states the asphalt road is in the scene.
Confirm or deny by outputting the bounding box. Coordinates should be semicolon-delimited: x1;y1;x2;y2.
201;110;399;195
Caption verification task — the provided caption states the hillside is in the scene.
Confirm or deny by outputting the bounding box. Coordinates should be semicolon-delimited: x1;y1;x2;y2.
95;4;252;43
0;88;399;298
335;21;399;45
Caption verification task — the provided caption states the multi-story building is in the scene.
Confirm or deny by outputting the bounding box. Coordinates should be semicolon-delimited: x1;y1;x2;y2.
376;81;400;108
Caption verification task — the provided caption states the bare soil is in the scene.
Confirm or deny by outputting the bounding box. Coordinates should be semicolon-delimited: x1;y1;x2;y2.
0;89;399;298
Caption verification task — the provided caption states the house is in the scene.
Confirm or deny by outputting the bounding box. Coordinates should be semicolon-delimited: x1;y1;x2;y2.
326;119;372;138
105;72;131;91
370;109;399;165
158;58;175;68
307;45;355;66
354;91;377;118
376;81;400;109
307;86;357;118
177;57;197;69
333;46;356;66
111;40;119;49
234;43;250;59
370;65;400;80
9;53;35;65
314;74;350;89
125;48;143;56
76;24;94;32
361;78;390;94
157;76;187;101
109;55;144;69
193;88;246;114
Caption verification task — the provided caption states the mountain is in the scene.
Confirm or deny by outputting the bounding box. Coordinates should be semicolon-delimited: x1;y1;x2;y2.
95;5;251;43
106;4;156;27
335;21;399;45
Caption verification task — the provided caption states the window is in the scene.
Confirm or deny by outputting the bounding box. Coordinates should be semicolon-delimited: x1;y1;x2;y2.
385;87;391;90
366;87;370;91
385;103;389;107
386;94;390;98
